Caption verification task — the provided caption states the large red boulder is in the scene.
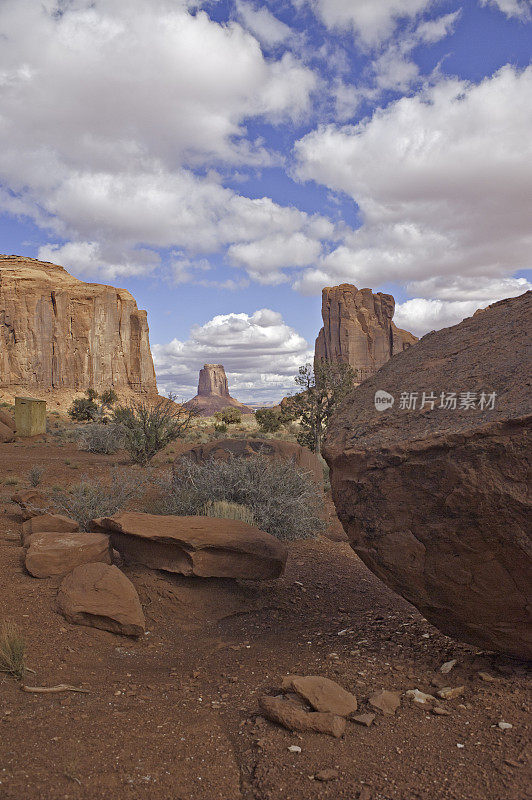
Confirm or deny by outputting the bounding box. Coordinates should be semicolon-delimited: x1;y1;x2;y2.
324;292;531;659
92;511;288;580
21;513;79;547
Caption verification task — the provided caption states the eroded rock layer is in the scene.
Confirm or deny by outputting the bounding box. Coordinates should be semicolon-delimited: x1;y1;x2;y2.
323;291;532;659
315;284;417;381
0;255;157;393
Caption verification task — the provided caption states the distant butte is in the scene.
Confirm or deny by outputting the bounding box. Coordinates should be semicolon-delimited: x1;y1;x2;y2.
184;364;253;417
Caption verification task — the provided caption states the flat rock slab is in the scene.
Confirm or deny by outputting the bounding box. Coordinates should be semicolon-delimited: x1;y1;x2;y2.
21;513;79;546
281;675;357;716
25;532;111;578
92;512;287;580
259;695;346;738
57;563;145;637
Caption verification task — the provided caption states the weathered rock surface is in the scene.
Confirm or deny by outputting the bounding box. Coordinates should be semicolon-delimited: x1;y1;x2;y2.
324;291;532;659
259;695;346;737
183;364;252;417
25;532;111;578
368;690;401;716
281;675;357;716
57;562;145;637
0;408;15;429
11;489;54;520
177;438;323;487
0;420;14;442
315;284;417;382
92;512;288;580
21;513;80;547
0;255;157;394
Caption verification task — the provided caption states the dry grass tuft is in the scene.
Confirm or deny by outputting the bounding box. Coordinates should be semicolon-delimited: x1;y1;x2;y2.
0;621;26;681
202;500;255;525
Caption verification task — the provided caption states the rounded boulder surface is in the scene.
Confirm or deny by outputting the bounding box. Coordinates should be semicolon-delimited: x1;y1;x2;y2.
57;563;145;637
324;291;532;659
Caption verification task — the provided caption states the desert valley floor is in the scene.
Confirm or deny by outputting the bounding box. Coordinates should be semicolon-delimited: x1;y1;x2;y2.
0;438;529;800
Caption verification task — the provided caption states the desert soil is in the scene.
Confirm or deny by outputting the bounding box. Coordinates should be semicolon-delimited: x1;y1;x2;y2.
0;438;530;800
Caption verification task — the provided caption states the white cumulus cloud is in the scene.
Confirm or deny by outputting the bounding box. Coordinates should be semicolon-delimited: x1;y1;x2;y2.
152;309;312;402
479;0;532;20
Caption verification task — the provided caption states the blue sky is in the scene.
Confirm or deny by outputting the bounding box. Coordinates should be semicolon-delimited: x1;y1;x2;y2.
0;0;531;402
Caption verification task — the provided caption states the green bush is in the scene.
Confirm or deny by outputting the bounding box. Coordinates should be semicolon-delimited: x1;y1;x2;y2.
113;397;196;466
215;407;242;425
68;397;98;422
100;388;118;407
213;422;228;435
255;408;282;433
147;454;324;541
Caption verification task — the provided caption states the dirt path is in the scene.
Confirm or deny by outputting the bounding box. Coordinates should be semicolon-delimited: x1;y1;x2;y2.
0;441;529;800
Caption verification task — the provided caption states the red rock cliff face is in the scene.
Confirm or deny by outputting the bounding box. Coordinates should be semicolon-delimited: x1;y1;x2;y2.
0;255;157;393
315;284;417;381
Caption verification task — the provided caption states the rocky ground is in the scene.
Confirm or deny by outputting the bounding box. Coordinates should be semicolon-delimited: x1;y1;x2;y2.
0;439;530;800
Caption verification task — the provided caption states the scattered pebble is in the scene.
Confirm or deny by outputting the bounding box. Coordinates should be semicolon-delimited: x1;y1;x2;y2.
478;671;497;682
457;743;465;749
437;686;465;700
440;659;457;674
498;721;513;731
351;713;375;727
288;745;302;753
432;706;451;716
368;689;401;716
405;689;436;705
314;768;339;782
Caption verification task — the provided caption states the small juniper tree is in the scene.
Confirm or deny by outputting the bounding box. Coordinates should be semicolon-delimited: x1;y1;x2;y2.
287;361;356;453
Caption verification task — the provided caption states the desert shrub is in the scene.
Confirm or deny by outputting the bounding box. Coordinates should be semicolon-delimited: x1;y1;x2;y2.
68;396;99;422
213;422;228;435
27;466;44;487
51;470;146;530
255;408;282;433
100;388;118;407
215;407;242;425
147;455;324;541
0;621;26;681
202;500;255;525
77;423;125;454
113;397;196;466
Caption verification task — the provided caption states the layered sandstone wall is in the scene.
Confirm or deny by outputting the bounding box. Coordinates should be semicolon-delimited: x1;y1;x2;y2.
315;284;417;381
0;255;157;394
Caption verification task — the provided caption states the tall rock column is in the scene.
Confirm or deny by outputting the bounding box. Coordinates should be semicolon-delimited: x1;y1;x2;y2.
314;284;417;381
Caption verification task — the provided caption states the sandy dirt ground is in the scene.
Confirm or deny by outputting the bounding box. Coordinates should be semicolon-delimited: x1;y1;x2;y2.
0;438;530;800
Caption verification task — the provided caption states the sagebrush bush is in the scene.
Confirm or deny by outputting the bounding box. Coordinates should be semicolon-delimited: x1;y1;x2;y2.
215;407;242;425
146;455;324;541
51;471;146;530
68;396;99;422
0;621;26;681
203;500;255;525
27;466;44;487
77;423;125;454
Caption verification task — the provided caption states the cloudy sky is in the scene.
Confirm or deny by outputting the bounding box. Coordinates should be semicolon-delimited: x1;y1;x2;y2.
1;0;531;402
